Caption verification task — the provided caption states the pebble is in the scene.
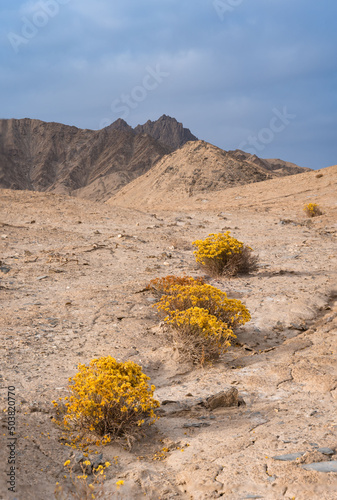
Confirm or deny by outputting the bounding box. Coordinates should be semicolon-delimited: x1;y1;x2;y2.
302;461;337;473
317;447;334;456
182;422;210;428
272;453;305;461
204;387;239;410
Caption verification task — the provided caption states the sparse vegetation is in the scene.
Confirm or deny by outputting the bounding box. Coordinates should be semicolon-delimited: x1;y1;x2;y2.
154;281;251;364
52;356;159;448
192;232;258;276
146;274;205;297
54;459;112;500
304;202;322;217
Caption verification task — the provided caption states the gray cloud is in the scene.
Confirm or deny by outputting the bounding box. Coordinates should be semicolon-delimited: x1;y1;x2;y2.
1;0;336;168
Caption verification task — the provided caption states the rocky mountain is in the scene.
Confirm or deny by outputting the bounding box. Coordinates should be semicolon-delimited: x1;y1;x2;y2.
134;114;198;149
108;140;310;209
0;115;309;203
0;118;170;201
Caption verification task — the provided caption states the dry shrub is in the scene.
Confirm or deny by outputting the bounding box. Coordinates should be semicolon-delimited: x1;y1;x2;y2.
154;283;251;364
53;356;159;448
146;275;205;297
304;203;322;217
166;306;235;364
192;232;258;277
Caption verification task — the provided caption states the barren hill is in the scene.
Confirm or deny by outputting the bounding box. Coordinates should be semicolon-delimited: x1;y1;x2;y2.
108;140;310;209
0;117;309;204
0;118;171;200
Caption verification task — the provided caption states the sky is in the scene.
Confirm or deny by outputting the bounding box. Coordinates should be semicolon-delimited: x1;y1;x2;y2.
1;0;337;169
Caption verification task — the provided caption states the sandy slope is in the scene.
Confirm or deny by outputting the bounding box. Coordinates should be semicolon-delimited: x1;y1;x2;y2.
0;166;336;499
109;158;335;212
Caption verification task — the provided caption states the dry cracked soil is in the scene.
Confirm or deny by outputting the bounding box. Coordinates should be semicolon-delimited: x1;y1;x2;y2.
0;170;337;500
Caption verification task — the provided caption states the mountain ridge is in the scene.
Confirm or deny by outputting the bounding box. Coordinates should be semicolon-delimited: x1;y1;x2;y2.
108;140;310;208
0;115;309;202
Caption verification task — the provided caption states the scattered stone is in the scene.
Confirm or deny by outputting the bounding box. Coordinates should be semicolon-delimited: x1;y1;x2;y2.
182;422;210;428
204;387;239;410
272;453;305;461
0;265;10;274
318;447;335;456
302;461;337;473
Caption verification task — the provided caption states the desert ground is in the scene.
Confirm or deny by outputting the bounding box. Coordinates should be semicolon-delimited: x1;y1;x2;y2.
0;165;337;499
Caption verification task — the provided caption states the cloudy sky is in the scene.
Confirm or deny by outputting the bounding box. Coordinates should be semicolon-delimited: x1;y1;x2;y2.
1;0;336;169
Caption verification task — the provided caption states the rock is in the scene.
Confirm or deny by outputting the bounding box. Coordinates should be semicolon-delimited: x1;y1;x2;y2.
318;447;335;456
90;453;104;471
204;387;239;410
302;461;337;473
272;452;305;461
70;452;104;474
182;422;211;428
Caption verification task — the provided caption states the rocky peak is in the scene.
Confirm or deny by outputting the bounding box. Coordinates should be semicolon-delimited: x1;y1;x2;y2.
134;114;198;150
107;118;134;133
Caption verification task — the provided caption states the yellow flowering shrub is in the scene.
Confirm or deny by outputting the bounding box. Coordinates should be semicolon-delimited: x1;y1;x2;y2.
304;203;322;217
154;283;250;364
167;307;236;363
192;232;258;276
53;356;159;447
156;283;251;328
146;275;205;297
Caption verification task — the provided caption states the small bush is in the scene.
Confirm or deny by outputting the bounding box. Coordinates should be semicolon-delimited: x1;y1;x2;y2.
156;283;250;327
154;283;250;364
53;357;159;447
167;306;235;364
304;203;322;217
146;275;205;297
192;232;258;276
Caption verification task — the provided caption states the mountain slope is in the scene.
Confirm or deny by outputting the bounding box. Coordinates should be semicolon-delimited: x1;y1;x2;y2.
0;118;170;200
0;116;309;203
108;140;310;209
